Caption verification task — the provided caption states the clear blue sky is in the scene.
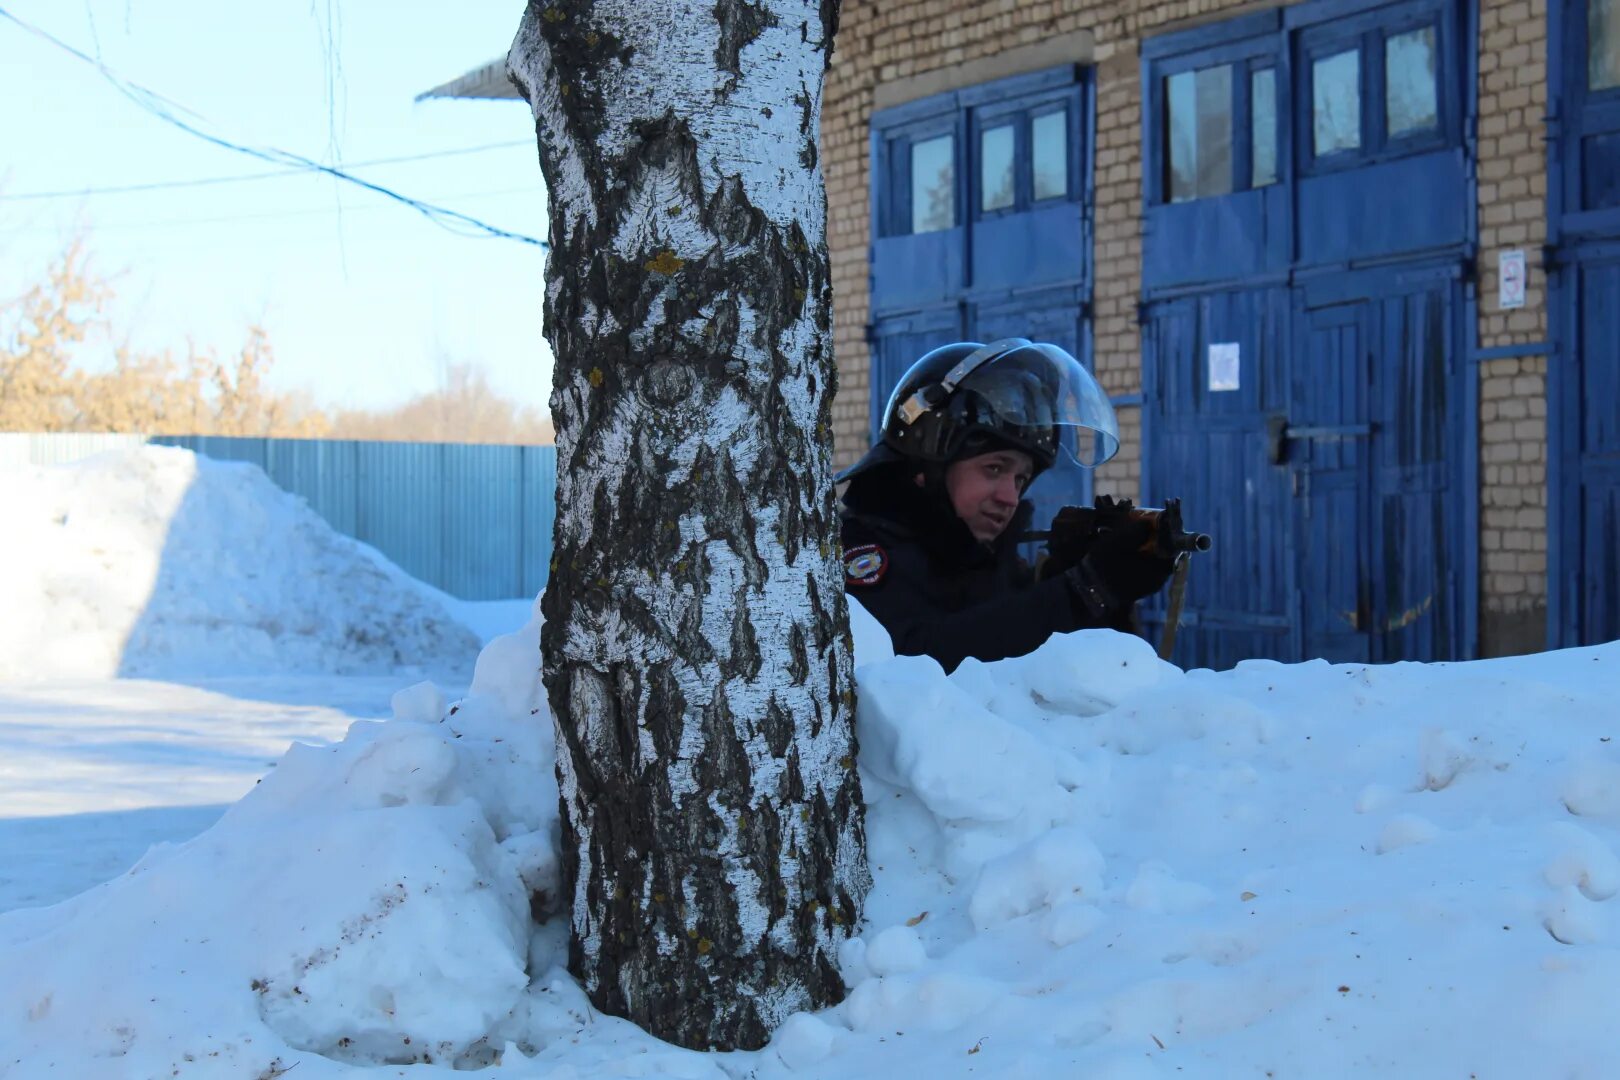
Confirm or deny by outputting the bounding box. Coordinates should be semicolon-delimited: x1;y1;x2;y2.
0;0;551;413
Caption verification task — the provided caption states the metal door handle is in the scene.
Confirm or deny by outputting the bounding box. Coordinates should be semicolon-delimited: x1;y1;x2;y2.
1286;424;1373;439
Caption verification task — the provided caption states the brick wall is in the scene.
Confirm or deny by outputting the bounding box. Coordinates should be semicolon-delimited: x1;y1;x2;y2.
1089;44;1149;501
823;6;878;462
1475;0;1550;653
1095;404;1142;497
1479;355;1549;653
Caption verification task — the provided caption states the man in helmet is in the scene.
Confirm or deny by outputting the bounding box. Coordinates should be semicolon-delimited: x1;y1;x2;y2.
839;338;1176;673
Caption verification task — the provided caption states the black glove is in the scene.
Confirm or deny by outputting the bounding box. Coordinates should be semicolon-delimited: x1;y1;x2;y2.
1074;519;1177;607
1036;505;1094;580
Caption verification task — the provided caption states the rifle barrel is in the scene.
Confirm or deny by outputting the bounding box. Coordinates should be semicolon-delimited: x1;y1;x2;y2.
1018;528;1211;552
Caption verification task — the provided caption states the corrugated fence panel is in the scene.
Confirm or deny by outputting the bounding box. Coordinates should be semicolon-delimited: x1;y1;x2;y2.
8;433;555;600
156;435;270;472
355;440;446;590
441;444;523;600
267;439;360;537
520;446;557;599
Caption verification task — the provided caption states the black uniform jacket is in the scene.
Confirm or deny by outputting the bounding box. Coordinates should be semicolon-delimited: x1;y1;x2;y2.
840;465;1113;673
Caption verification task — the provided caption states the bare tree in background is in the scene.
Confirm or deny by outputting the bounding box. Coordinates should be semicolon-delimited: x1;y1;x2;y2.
0;241;327;437
510;0;867;1051
1;241;552;443
329;361;554;444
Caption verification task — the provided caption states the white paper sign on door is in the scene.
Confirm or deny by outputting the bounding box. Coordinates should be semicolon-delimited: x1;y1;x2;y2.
1208;342;1241;392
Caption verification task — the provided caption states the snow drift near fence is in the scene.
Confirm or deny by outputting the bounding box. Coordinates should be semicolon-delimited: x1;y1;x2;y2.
5;600;1620;1077
0;447;481;680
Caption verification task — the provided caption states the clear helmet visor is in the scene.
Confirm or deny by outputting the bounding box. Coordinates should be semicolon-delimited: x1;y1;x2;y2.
948;342;1120;468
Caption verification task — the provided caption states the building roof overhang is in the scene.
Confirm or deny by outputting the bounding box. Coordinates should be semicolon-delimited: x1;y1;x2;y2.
416;59;523;102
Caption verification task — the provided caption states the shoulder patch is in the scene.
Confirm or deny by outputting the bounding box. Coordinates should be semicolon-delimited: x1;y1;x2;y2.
844;543;888;587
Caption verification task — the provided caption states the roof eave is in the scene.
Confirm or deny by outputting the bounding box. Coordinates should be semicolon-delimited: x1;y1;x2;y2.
416;59;524;103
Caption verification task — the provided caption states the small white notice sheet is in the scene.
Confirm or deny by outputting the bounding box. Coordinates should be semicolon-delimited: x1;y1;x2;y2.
1208;342;1241;392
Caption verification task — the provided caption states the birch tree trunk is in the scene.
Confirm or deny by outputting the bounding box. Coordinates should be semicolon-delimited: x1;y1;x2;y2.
509;0;868;1052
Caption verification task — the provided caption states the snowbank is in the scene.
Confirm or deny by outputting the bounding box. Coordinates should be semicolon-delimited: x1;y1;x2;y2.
0;600;555;1076
6;600;1620;1077
0;447;481;680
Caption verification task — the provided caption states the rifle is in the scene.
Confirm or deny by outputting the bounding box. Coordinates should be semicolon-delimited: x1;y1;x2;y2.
1021;496;1211;660
1023;495;1212;561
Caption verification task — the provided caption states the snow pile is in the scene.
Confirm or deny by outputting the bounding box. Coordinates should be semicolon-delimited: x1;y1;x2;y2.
0;447;481;680
0;602;555;1075
837;637;1620;1077
7;599;1620;1077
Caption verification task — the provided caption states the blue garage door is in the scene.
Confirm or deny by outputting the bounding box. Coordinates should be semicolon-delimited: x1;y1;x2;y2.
868;66;1093;439
1556;254;1620;644
1291;271;1462;664
1552;0;1620;645
1143;289;1294;669
1142;0;1474;667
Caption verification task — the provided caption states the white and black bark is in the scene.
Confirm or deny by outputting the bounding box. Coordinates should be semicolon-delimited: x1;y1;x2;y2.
509;0;868;1052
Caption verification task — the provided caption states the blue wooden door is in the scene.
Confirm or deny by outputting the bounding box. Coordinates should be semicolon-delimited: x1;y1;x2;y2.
1368;279;1459;661
1287;276;1463;664
1290;299;1375;663
1143;289;1295;670
972;285;1087;359
1140;0;1474;666
1145;275;1464;668
1552;0;1620;645
1572;256;1620;643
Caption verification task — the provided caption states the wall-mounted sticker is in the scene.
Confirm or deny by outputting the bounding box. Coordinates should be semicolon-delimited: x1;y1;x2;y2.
1499;249;1527;310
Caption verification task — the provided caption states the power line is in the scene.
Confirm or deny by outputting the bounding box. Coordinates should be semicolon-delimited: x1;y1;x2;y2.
0;140;533;201
1;187;541;235
0;6;547;249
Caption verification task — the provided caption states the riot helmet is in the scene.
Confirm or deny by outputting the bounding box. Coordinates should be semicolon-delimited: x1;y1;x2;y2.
838;338;1119;483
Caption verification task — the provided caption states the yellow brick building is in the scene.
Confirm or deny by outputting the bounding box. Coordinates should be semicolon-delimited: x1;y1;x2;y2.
821;0;1616;662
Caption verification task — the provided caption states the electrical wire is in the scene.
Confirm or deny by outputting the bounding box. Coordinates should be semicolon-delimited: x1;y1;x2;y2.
2;187;540;235
0;140;534;201
0;5;547;249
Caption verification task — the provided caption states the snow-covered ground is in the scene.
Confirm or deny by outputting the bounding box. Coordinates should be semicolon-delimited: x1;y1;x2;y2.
6;448;1620;1077
0;676;393;912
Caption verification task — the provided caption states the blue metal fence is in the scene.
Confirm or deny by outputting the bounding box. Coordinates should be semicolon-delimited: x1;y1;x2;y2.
0;434;557;601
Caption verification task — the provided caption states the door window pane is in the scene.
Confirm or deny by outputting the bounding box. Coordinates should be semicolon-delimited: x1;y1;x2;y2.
1167;71;1198;200
1386;27;1440;136
1166;65;1233;202
1252;68;1278;187
1313;49;1362;156
980;124;1015;212
911;134;955;234
1195;66;1234;196
1594;0;1620;90
1032;110;1069;200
